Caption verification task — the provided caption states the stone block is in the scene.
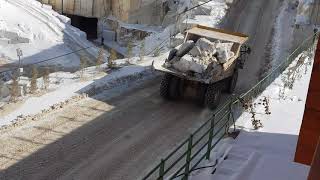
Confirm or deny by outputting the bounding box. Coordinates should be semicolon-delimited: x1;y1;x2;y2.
176;40;195;57
103;29;116;41
189;46;202;57
195;38;216;53
173;54;204;74
170;33;185;48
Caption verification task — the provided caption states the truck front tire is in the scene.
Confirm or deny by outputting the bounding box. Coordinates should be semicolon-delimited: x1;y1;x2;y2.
160;74;181;100
205;84;222;109
197;83;208;106
160;74;172;99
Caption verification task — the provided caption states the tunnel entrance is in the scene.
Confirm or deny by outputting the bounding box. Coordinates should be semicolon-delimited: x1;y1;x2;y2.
67;14;98;40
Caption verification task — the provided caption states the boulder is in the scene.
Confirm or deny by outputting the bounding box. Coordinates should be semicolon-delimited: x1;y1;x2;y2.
163;62;172;68
216;42;234;51
195;38;216;53
168;38;236;76
167;48;178;62
216;42;235;63
201;57;221;75
201;50;210;57
176;40;195;57
210;56;219;64
170;56;181;63
103;29;116;41
172;54;205;74
204;62;215;77
170;33;185;48
217;47;229;63
217;49;235;63
200;55;211;65
189;46;202;57
211;65;223;77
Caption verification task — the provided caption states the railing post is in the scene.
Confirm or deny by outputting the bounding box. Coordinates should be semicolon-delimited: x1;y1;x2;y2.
228;99;236;132
183;135;193;180
206;114;215;160
159;159;165;180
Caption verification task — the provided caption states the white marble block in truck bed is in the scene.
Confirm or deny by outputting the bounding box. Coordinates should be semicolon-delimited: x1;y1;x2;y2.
189;46;202;57
172;54;205;74
216;42;235;63
176;40;195;57
195;38;217;53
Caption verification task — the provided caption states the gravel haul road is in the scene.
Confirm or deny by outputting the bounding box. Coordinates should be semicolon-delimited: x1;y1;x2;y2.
0;0;293;179
0;79;212;180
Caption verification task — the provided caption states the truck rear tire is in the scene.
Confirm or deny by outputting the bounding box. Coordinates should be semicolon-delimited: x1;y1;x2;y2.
205;84;222;109
160;74;181;100
228;70;238;93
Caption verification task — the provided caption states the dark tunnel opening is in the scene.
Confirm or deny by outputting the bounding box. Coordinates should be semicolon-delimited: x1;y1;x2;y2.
66;14;98;40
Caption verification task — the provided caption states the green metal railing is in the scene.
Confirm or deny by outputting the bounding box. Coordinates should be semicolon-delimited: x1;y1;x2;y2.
142;32;319;180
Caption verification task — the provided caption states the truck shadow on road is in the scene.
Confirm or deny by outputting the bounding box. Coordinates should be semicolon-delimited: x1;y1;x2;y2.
0;74;221;180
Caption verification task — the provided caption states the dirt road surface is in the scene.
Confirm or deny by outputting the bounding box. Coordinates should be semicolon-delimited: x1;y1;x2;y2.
222;0;283;92
0;78;214;180
0;0;298;180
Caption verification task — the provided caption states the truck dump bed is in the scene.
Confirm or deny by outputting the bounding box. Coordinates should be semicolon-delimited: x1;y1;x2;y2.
185;25;248;44
154;25;249;84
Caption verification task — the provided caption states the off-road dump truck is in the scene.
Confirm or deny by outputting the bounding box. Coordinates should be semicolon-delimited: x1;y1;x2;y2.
154;25;250;109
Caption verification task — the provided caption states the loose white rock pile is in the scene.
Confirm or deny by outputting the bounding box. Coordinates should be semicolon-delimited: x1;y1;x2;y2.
165;38;235;78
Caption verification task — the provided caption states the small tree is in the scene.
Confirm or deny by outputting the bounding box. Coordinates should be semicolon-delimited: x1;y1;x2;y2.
249;104;263;130
79;56;88;79
139;40;145;61
10;72;19;102
127;38;133;63
262;96;271;115
96;47;105;70
108;49;117;69
30;66;38;94
42;67;50;90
